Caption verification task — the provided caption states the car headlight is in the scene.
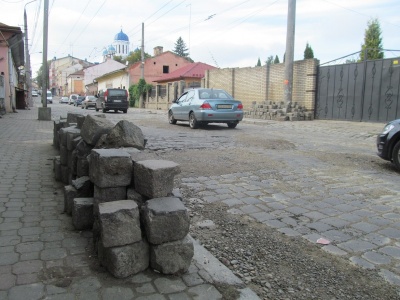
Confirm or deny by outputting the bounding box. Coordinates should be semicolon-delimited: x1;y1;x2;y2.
382;124;395;135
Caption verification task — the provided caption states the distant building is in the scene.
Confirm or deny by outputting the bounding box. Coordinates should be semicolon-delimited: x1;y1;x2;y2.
84;58;127;95
0;22;24;113
128;46;192;85
103;29;130;61
49;55;93;96
153;62;217;88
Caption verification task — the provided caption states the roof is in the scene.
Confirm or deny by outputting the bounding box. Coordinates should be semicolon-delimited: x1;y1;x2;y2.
114;29;129;42
154;62;217;83
0;23;24;67
94;67;127;81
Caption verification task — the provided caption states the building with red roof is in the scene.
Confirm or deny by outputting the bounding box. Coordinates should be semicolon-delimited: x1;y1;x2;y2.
153;62;217;88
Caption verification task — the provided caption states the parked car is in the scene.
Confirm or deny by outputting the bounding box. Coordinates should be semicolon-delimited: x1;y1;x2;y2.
168;88;243;129
59;96;69;104
46;90;53;104
95;88;128;113
68;94;78;105
82;95;97;109
32;90;38;97
74;96;85;107
377;119;400;170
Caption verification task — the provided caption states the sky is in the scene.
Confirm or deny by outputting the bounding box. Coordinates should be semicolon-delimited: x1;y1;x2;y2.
2;0;400;77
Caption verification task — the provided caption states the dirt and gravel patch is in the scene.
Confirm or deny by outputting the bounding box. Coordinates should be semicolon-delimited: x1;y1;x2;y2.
182;191;400;300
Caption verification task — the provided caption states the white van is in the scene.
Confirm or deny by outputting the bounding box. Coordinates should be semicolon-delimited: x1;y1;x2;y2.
46;91;53;104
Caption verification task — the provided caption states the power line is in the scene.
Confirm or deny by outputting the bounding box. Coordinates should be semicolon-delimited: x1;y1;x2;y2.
71;0;107;46
54;0;93;56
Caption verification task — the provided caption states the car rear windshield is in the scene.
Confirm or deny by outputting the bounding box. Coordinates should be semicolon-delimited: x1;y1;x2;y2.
108;89;127;97
198;89;232;99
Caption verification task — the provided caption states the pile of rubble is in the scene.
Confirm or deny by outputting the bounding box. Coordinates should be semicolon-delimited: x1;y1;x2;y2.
244;101;314;121
52;113;193;278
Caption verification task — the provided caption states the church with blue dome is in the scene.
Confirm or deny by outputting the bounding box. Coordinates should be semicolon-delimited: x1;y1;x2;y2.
103;29;130;61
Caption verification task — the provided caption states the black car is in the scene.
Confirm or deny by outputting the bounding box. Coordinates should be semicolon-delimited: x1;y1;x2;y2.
377;119;400;170
95;88;129;113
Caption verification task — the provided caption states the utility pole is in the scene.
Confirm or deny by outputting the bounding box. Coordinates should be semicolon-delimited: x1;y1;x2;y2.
139;22;144;109
24;0;37;109
284;0;296;104
140;23;144;80
38;0;51;120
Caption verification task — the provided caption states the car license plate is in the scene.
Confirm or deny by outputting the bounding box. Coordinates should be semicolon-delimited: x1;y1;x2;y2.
114;100;121;102
217;104;232;109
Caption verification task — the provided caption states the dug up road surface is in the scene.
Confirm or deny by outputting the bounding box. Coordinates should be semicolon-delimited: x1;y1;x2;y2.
63;105;400;299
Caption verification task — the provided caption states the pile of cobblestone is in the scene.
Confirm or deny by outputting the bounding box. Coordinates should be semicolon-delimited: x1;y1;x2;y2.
244;101;314;121
52;113;194;279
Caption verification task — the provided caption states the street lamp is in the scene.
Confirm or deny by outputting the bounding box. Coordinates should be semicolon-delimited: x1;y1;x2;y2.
24;0;38;108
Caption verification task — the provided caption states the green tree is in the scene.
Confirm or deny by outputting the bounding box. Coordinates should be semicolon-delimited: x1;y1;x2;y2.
113;55;123;63
128;78;152;107
274;55;280;64
35;62;50;89
125;48;151;65
266;55;274;65
304;42;314;59
173;37;189;58
256;57;261;67
360;18;384;61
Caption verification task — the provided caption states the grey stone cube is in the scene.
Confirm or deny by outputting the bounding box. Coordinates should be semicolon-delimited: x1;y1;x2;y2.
99;200;142;248
80;115;114;146
59;126;79;147
150;235;194;275
89;149;132;188
66;129;81;151
60;145;68;165
127;187;146;208
54;156;61;182
72;198;94;230
99;239;149;278
94;185;127;203
72;176;93;197
142;197;189;245
61;165;69;185
64;185;78;215
77;157;89;177
134;160;180;198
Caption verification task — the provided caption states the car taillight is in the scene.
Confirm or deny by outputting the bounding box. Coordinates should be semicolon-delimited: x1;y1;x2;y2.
237;103;243;110
200;102;212;110
104;90;108;102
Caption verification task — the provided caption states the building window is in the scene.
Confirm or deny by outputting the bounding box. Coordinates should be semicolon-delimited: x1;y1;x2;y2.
163;65;169;74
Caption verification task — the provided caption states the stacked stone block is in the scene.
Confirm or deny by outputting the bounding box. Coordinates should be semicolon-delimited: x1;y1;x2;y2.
53;113;194;279
142;197;193;275
244;100;314;121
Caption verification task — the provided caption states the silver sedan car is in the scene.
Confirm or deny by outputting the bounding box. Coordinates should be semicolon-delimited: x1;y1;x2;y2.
168;88;243;129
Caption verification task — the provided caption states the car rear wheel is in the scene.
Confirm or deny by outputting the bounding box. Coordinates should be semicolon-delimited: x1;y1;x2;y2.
168;111;177;124
102;108;106;113
227;122;238;129
392;140;400;171
189;112;199;129
123;109;127;113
